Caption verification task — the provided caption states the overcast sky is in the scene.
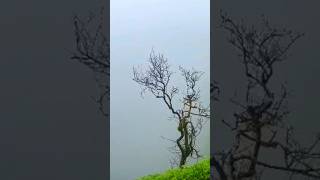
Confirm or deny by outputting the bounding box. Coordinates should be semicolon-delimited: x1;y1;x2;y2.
111;0;210;179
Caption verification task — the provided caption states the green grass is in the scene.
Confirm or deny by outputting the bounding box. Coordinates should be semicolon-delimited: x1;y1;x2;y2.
136;158;210;180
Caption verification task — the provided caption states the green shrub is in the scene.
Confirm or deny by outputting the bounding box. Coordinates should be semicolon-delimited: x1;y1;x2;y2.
137;158;210;180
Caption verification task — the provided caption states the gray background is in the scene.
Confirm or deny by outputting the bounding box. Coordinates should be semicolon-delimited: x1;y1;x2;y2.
0;0;108;179
211;0;320;179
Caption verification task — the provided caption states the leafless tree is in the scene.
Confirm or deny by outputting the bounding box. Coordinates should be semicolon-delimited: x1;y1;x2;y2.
212;11;320;180
71;6;109;117
133;50;210;168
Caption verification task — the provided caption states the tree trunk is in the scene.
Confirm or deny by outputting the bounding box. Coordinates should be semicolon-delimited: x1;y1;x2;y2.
179;154;187;168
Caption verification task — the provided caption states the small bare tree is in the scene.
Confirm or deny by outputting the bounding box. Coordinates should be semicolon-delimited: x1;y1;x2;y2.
212;12;320;180
133;50;210;168
71;6;109;117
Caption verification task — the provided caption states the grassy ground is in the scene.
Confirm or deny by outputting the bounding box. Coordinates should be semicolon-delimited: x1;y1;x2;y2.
136;158;210;180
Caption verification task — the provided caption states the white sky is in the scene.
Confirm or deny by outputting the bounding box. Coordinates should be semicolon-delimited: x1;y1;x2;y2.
110;0;210;179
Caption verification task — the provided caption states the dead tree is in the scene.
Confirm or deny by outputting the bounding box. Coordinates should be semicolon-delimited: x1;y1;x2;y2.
133;50;210;168
71;7;109;117
212;12;320;180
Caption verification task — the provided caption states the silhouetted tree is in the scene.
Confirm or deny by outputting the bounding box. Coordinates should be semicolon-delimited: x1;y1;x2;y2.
71;6;109;117
133;50;210;168
212;11;320;180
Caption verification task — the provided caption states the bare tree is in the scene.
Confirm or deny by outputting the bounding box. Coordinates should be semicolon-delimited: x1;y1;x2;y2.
133;50;210;168
212;12;320;180
71;6;109;117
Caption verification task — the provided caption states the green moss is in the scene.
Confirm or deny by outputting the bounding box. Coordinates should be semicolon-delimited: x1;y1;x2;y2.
136;158;210;180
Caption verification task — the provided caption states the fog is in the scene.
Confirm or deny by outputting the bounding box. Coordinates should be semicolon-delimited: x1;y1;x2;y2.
110;0;210;179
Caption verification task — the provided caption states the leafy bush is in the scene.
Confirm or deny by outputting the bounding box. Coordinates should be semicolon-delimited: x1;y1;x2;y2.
137;158;210;180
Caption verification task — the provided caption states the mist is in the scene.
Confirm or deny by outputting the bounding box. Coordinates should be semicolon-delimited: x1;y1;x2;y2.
110;0;210;179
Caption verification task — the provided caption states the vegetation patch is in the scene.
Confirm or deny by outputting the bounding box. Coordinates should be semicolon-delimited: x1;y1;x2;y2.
137;158;210;180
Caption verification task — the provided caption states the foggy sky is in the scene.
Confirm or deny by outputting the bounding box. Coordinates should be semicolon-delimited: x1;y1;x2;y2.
212;1;320;179
111;0;210;179
0;0;108;179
